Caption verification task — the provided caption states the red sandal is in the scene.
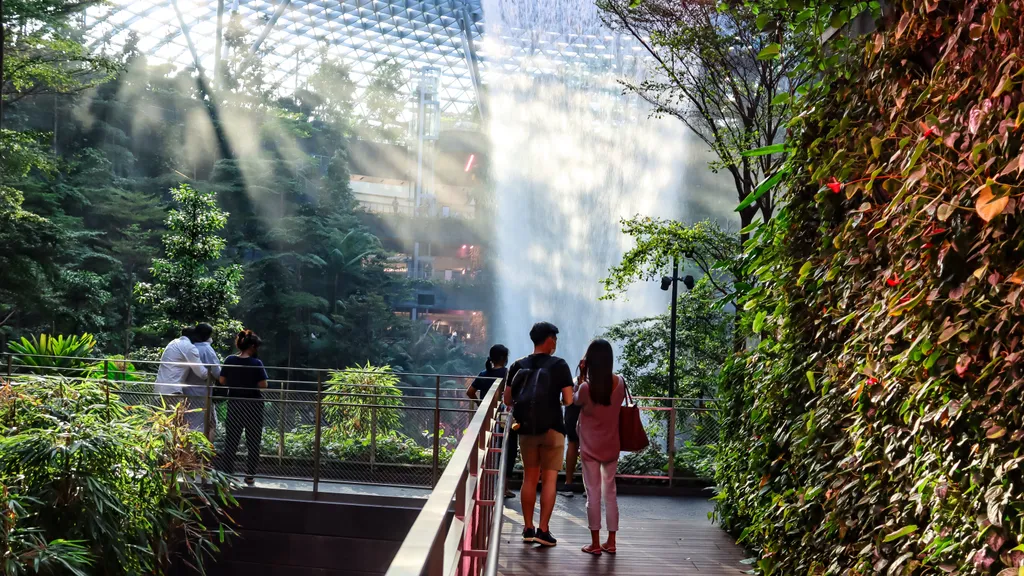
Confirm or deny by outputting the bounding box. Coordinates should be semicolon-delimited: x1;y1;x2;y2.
582;545;602;556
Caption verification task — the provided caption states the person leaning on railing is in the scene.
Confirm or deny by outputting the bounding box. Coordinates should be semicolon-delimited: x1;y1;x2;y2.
183;323;221;438
154;326;209;423
467;344;518;499
214;330;269;486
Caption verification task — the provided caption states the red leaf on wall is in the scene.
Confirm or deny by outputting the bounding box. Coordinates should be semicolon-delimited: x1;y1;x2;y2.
827;177;843;194
956;355;972;377
887;274;902;287
969;108;984;134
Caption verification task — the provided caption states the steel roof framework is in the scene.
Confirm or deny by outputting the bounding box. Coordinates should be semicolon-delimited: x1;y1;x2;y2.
85;0;649;115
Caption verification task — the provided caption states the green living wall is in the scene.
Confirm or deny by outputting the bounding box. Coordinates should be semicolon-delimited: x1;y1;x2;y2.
717;0;1024;573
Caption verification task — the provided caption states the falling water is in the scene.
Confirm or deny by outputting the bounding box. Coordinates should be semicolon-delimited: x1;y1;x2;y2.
481;0;696;362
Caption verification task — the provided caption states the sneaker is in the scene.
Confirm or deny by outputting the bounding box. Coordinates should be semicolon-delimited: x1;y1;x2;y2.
504;489;516;499
522;527;536;543
534;529;557;547
243;476;255;486
558;484;576;498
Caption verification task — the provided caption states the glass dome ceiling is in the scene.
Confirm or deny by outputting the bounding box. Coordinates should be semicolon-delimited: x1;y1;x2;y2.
84;0;648;115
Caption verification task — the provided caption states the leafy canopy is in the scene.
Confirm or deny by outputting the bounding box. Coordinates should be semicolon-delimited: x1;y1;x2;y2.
598;0;811;230
602;217;741;300
605;278;731;400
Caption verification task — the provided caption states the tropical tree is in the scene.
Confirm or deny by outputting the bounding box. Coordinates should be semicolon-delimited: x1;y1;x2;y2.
1;0;117;342
135;183;242;337
1;0;119;125
598;0;811;234
359;59;408;144
302;50;358;133
605;278;731;400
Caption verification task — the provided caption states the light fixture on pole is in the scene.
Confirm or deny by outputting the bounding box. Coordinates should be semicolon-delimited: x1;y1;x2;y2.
660;258;695;399
660;258;694;487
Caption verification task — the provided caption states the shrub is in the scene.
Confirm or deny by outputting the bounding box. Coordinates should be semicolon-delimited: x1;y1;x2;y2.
88;355;140;384
717;1;1024;573
0;376;235;574
7;333;96;376
323;363;404;436
232;425;453;468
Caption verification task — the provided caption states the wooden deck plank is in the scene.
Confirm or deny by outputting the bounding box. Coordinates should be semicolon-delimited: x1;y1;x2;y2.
496;495;747;575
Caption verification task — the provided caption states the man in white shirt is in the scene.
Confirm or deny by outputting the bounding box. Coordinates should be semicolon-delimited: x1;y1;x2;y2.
155;328;209;427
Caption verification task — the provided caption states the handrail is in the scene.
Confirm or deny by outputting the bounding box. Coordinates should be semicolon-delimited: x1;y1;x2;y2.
1;351;499;381
385;378;504;576
484;411;511;576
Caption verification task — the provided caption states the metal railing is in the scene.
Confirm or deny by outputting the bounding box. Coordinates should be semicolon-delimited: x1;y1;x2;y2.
0;352;497;493
619;396;721;484
386;374;508;576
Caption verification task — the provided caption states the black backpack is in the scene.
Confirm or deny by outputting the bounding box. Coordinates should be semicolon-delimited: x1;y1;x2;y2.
511;357;560;436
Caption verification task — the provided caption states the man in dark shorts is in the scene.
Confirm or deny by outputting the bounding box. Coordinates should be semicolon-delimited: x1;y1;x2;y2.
503;322;574;547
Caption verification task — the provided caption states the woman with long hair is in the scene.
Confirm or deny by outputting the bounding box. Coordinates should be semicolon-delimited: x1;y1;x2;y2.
573;338;625;556
215;330;268;485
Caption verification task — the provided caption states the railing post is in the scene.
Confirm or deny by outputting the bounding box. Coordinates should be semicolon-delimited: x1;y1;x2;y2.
668;399;677;488
278;382;286;462
370;405;377;480
313;371;323;499
202;369;213;488
432;375;441;487
6;353;14;423
104;359;112;421
204;370;213;443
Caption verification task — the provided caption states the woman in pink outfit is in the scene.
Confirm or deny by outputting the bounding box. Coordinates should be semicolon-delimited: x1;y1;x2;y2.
573;338;625;556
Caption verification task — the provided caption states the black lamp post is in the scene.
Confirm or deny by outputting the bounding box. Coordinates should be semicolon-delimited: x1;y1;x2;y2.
660;258;694;485
661;257;695;399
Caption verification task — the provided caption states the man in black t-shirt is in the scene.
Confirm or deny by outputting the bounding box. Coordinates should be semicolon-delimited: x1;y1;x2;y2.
502;322;574;547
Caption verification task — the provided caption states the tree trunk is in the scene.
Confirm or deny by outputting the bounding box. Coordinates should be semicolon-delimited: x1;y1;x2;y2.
739;206;757;245
124;272;134;357
1;0;5;129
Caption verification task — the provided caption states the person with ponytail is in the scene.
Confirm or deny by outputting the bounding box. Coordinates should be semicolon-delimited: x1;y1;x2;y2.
215;329;269;485
466;344;517;499
467;344;509;400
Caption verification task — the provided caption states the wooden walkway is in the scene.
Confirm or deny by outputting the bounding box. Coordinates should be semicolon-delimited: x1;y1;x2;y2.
496;495;747;575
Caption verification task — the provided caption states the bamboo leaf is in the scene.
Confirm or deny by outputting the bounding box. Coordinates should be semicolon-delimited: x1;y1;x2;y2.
736;167;788;212
883;526;918;542
742;143;785;158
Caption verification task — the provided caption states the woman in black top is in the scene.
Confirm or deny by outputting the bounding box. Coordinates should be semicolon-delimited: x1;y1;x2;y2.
466;344;509;400
467;345;517;498
215;330;269;485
